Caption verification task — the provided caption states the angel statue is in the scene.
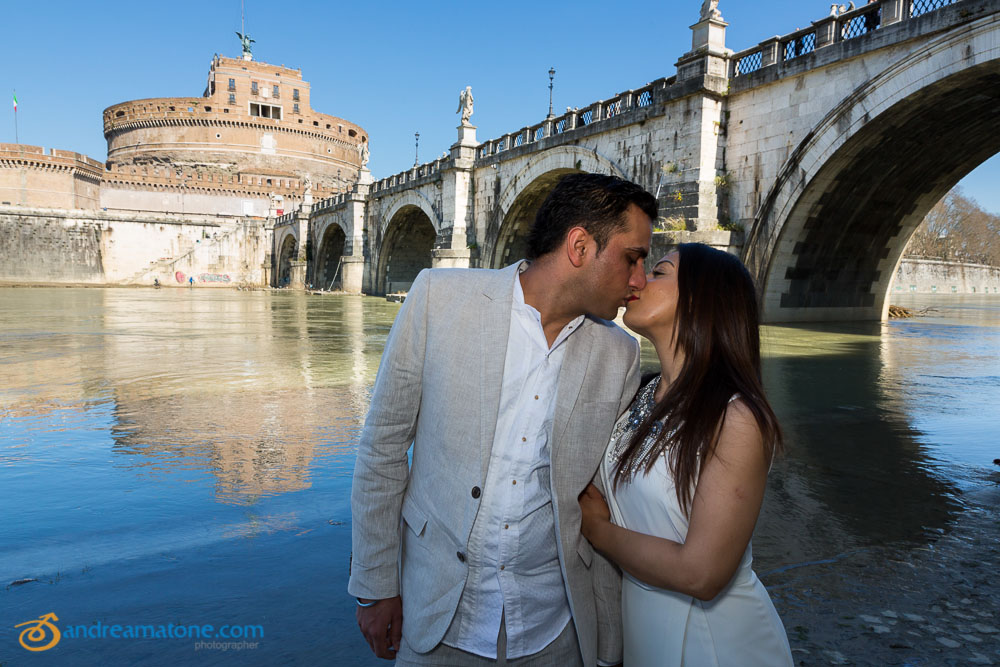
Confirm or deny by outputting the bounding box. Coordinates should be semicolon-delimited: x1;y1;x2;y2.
457;86;474;125
236;32;255;59
358;141;370;168
700;0;722;20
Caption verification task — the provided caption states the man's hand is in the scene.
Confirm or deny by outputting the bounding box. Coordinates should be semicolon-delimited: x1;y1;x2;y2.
356;595;403;659
579;483;612;545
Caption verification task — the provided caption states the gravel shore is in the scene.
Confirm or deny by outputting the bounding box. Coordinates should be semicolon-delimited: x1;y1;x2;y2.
764;473;1000;666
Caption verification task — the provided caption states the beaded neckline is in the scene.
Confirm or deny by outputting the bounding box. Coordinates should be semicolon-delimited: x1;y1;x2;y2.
609;375;677;477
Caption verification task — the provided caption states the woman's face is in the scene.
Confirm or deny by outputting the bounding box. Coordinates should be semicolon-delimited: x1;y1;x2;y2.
623;251;680;339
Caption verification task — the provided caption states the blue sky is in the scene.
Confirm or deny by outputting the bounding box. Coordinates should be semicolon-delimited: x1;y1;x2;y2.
2;0;997;212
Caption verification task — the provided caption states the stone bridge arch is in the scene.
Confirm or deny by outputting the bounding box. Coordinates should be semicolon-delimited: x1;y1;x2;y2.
486;146;628;268
745;15;1000;322
313;216;350;290
375;190;442;294
274;227;298;288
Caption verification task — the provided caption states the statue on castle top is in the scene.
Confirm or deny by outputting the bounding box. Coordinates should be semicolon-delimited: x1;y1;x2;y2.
699;0;722;21
358;141;370;168
457;86;474;126
236;32;255;60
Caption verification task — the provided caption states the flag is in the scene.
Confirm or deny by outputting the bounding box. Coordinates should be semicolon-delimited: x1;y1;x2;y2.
12;93;17;113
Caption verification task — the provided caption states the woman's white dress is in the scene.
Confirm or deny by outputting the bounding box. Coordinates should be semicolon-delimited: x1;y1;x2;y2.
599;378;793;666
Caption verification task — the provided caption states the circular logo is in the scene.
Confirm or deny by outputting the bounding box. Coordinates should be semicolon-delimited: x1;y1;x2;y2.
175;271;186;283
16;613;61;652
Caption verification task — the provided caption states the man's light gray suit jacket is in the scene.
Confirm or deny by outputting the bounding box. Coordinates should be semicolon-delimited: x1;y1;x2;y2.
349;264;640;666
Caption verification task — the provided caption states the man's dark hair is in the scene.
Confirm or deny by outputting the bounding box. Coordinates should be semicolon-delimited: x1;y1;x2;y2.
525;173;658;260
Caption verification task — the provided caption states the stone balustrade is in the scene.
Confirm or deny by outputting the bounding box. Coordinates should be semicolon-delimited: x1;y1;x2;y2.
730;0;960;78
371;156;448;194
476;79;666;160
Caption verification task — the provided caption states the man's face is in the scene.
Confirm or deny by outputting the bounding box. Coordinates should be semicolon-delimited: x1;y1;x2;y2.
582;204;653;320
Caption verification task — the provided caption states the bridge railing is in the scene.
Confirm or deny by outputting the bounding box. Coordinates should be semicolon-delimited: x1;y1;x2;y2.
730;0;961;78
477;78;666;159
371;156;449;194
313;192;348;213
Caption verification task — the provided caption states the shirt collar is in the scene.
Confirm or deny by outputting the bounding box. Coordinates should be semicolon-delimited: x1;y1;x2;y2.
512;261;585;351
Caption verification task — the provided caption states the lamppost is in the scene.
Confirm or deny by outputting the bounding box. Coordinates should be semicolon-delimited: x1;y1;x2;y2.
547;67;556;119
414;132;420;166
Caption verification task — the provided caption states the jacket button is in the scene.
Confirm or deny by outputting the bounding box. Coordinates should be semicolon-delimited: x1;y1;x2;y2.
457;551;466;563
471;486;481;499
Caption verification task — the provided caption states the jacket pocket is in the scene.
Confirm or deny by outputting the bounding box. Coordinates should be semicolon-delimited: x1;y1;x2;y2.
401;498;428;537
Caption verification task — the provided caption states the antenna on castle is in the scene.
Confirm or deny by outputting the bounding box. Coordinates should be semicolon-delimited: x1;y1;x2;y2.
241;0;245;41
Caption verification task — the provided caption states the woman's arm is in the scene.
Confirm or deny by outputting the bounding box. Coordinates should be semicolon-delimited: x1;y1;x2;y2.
579;399;770;601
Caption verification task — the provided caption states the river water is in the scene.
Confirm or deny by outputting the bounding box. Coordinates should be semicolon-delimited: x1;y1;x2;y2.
1;289;997;665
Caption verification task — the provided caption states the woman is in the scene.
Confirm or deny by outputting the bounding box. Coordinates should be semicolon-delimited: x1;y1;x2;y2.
579;243;793;666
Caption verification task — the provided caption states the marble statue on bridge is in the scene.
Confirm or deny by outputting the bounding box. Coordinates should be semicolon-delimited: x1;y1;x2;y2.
457;86;474;125
700;0;722;21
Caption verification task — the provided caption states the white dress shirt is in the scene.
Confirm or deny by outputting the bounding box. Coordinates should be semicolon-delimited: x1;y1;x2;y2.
442;264;585;659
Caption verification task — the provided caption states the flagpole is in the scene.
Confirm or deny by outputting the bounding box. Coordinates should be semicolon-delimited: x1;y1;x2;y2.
13;90;18;144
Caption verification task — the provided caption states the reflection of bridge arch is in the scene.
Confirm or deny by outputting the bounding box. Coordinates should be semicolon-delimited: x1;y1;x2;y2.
314;220;347;290
275;229;298;287
487;146;628;268
377;204;437;295
746;18;1000;322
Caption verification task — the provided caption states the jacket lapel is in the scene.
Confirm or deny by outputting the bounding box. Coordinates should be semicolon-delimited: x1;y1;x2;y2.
551;319;595;460
479;264;519;481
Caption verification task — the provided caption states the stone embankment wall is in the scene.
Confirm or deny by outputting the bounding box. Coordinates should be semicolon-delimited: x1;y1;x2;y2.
892;258;1000;296
0;206;267;287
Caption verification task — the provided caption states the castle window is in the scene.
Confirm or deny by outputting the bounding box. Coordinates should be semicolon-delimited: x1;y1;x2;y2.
326;123;331;129
116;110;125;117
273;85;280;98
205;106;211;112
251;82;259;95
250;102;282;120
228;78;236;91
228;93;236;104
348;129;357;137
293;103;300;114
313;120;319;126
293;89;300;101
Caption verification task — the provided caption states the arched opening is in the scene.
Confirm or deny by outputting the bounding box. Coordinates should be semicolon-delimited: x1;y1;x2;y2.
749;61;1000;322
378;205;436;294
315;224;346;291
490;168;579;268
276;235;297;288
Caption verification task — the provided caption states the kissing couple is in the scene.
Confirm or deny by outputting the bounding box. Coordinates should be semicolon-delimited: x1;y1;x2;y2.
350;174;794;666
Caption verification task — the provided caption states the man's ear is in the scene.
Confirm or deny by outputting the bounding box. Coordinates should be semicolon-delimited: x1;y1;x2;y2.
565;226;591;268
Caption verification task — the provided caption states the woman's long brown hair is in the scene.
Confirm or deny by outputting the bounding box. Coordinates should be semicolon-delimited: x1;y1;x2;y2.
613;243;783;516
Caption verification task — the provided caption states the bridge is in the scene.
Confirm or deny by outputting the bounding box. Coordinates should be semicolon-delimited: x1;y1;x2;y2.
271;0;1000;322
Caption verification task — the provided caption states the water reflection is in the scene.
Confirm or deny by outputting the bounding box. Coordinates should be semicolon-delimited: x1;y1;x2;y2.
2;288;997;665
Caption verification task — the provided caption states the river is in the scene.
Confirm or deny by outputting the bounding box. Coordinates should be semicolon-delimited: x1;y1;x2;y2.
1;289;998;665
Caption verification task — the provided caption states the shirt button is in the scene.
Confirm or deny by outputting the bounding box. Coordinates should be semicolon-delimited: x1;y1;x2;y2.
521;437;526;442
504;524;509;529
512;480;517;485
457;551;466;563
500;565;505;571
534;395;539;400
471;486;481;499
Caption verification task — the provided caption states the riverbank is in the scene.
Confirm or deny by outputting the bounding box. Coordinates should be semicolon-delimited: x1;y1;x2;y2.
765;469;1000;666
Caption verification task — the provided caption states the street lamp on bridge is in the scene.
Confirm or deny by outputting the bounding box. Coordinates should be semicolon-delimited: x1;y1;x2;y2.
548;67;556;119
414;132;420;167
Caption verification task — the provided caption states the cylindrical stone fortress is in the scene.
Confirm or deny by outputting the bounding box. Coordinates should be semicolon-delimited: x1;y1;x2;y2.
103;56;368;193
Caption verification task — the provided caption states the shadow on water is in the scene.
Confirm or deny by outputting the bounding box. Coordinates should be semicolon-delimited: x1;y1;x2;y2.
640;320;963;570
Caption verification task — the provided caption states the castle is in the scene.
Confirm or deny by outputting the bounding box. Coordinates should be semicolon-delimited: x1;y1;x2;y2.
0;47;368;287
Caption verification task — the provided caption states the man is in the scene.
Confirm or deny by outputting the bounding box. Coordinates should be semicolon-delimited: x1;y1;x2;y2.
350;173;657;665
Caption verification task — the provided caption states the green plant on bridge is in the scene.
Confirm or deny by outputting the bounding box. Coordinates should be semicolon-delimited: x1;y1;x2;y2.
654;216;687;232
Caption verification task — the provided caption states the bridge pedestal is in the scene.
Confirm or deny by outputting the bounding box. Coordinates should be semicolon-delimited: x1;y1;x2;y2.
340;255;364;293
289;260;307;290
431;248;471;270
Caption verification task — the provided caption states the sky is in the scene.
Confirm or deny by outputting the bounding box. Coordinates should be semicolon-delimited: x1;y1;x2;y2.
1;0;997;213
